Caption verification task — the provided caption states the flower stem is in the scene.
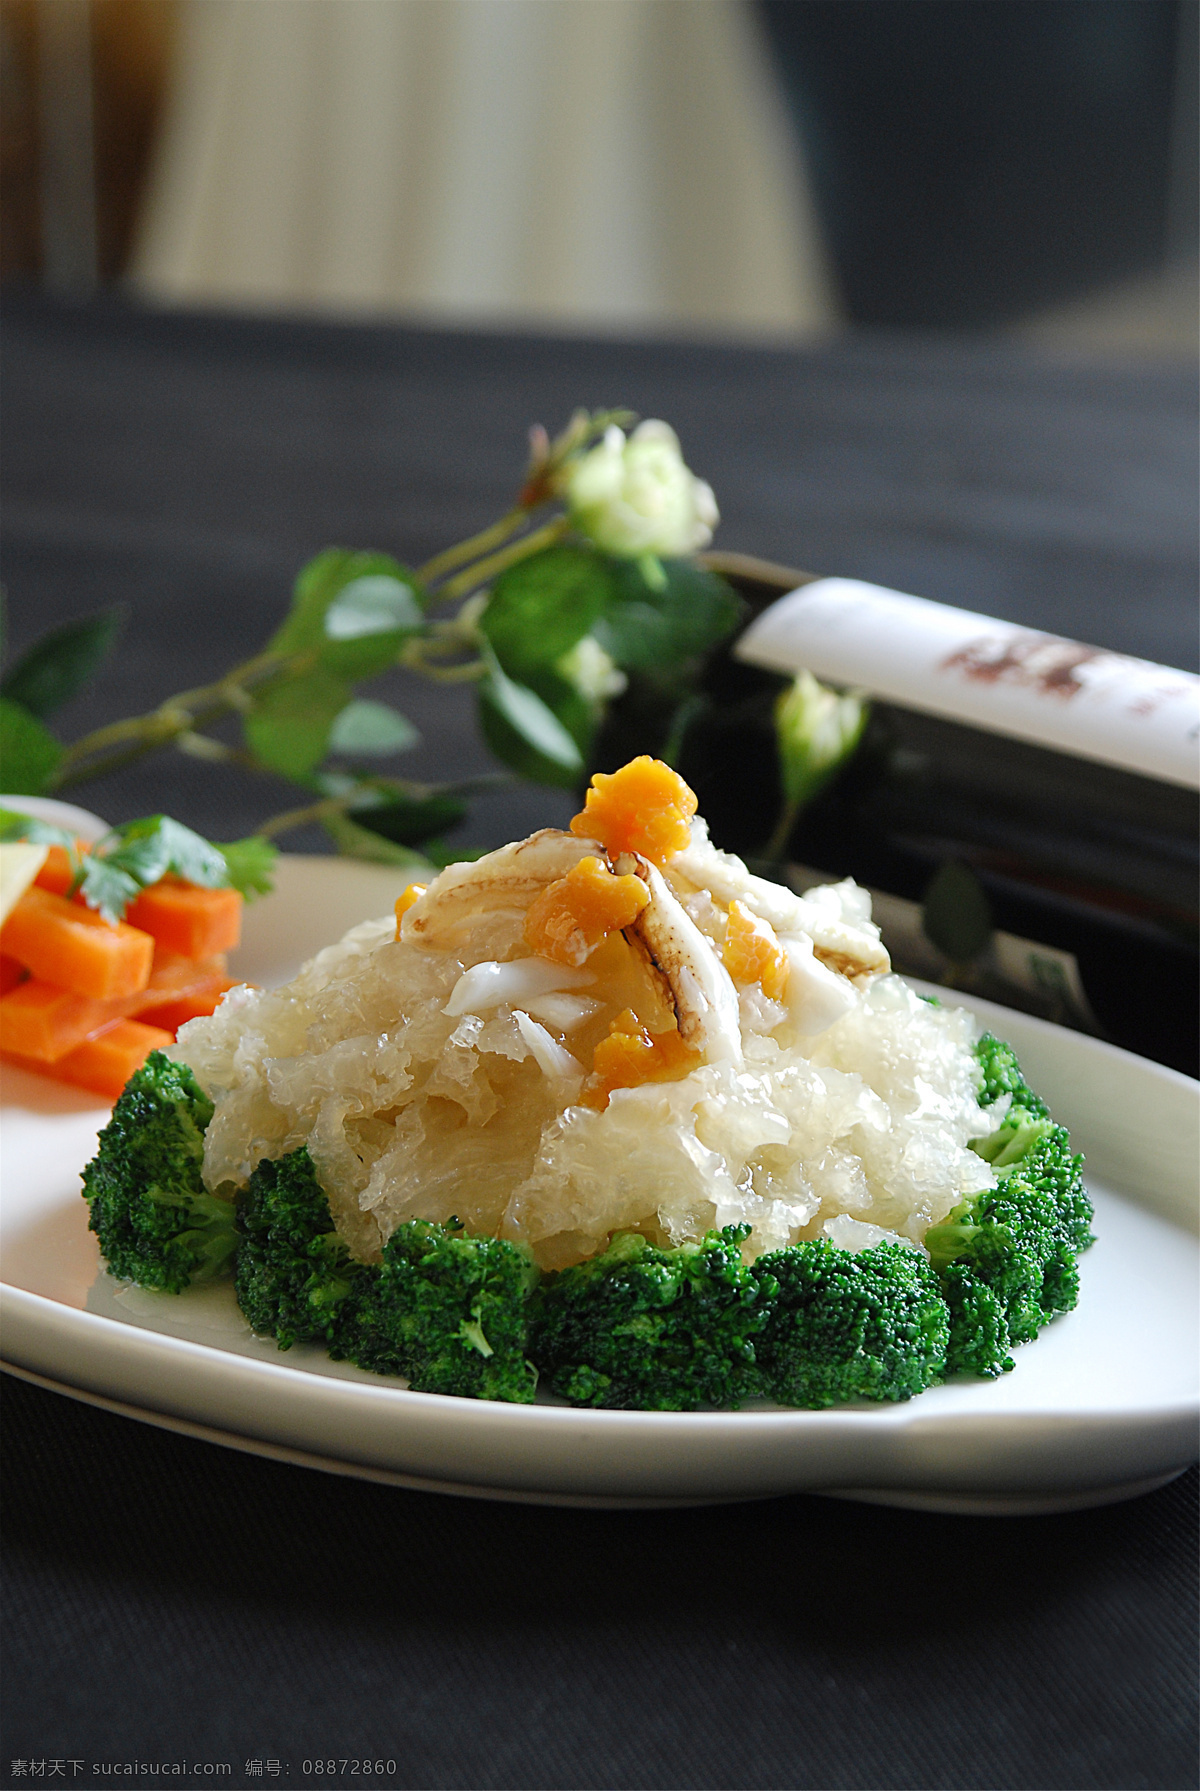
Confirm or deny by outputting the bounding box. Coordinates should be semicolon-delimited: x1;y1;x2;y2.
47;648;301;791
434;515;570;605
763;796;800;866
417;508;531;587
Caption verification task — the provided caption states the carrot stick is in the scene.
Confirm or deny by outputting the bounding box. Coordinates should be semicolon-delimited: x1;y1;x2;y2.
124;880;242;959
0;982;123;1063
137;980;235;1034
2;1019;174;1103
0;952;230;1062
33;844;78;897
0;886;154;1000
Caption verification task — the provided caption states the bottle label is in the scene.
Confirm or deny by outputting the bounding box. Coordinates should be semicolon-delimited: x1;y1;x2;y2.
738;579;1200;789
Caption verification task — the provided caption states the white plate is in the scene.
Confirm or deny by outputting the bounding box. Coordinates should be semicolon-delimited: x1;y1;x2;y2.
2;849;1197;1513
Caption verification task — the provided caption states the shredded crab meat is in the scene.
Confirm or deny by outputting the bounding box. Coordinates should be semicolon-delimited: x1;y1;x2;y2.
670;819;891;981
613;854;742;1065
174;761;1003;1272
400;830;601;950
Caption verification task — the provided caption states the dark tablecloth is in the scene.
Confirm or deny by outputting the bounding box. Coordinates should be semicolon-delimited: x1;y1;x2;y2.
2;292;1197;1790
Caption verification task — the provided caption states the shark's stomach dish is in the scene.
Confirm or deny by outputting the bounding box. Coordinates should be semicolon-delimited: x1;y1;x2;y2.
85;758;1092;1408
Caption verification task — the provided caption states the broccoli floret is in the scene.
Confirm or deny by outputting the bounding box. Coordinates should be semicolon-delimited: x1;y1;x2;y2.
235;1148;367;1351
528;1225;771;1410
927;1037;1094;1377
936;1263;1014;1378
973;1031;1050;1119
754;1239;950;1407
352;1219;539;1402
81;1050;237;1292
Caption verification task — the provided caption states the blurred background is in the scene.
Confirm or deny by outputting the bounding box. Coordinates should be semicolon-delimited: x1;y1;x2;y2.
2;0;1196;353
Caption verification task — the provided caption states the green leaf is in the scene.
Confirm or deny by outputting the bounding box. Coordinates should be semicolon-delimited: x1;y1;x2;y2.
922;860;994;965
100;815;229;888
243;668;350;779
480;544;614;682
593;559;742;679
0;807;77;851
77;858;142;925
478;646;583;784
0;607;125;718
216;836;278;899
325;575;423;641
322;810;435;869
0;698;63;794
270;550;424;679
77;814;234;922
349;791;467;848
479;667;593;791
327;700;420;757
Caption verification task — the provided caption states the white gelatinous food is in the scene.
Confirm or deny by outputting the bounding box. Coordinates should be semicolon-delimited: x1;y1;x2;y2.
174;820;1003;1270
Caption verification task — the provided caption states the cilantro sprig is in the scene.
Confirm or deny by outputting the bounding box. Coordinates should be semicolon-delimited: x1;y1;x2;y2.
0;809;277;925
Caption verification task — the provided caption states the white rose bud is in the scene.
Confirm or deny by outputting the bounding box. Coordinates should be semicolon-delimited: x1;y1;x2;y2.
562;421;719;560
555;635;628;703
775;671;868;809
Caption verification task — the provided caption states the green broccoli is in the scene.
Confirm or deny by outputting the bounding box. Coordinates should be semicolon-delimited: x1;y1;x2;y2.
353;1219;539;1402
925;1037;1094;1378
235;1153;538;1400
973;1030;1050;1119
235;1148;367;1352
753;1239;950;1407
81;1050;237;1293
80;1027;1091;1411
527;1225;770;1410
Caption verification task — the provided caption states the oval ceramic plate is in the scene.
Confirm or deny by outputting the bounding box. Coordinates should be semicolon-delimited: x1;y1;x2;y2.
1;840;1197;1513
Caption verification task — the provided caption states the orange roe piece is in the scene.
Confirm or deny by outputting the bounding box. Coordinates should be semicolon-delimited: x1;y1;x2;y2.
394;882;427;937
583;1007;700;1110
569;756;698;865
722;899;790;1001
523;856;649;967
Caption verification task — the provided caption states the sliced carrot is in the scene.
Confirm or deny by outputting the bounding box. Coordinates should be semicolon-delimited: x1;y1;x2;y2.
0;981;124;1063
0;955;25;997
0;886;154;1000
2;1019;174;1103
138;979;235;1034
33;844;78;897
0;951;231;1062
124;879;242;959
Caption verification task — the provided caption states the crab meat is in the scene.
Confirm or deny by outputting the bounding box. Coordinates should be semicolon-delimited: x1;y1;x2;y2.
614;852;743;1066
669;820;889;982
444;956;594;1018
400;830;602;949
513;1009;584;1086
779;931;858;1036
